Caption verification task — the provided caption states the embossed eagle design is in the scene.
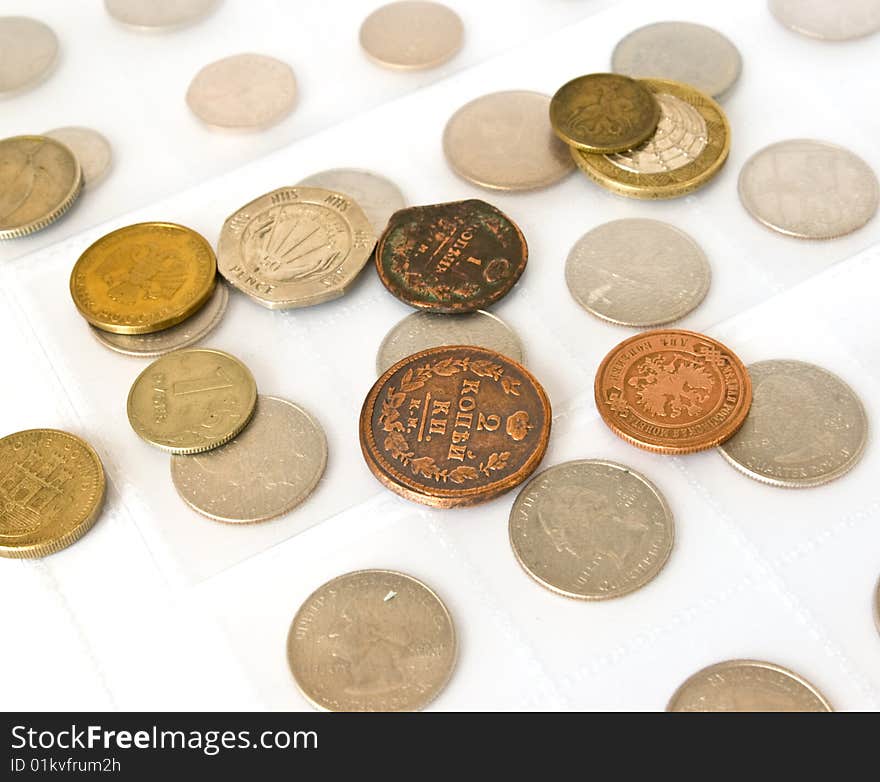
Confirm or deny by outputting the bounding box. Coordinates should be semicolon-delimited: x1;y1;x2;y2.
628;353;715;419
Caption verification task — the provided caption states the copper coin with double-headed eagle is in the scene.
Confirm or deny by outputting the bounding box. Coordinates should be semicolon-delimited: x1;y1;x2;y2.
360;345;551;508
374;199;528;313
595;329;751;454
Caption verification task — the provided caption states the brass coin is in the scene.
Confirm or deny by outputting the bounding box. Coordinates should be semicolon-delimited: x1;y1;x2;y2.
0;135;82;240
510;460;674;600
443;90;574;191
375;199;528;313
668;660;833;712
549;73;660;154
287;570;456;711
126;348;257;455
70;222;217;335
360;345;551;508
218;186;376;309
571;78;730;199
0;429;105;559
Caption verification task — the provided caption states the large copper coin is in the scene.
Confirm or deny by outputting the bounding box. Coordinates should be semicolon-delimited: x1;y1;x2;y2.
594;329;751;454
374;199;527;313
360;346;551;508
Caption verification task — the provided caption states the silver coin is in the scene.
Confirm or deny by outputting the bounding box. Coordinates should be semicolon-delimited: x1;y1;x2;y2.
769;0;880;41
612;22;742;100
509;459;674;600
105;0;219;30
90;281;228;357
0;17;58;96
171;395;327;523
739;139;879;240
718;360;868;488
186;53;297;130
297;168;405;235
44;127;112;189
376;310;525;376
565;219;710;327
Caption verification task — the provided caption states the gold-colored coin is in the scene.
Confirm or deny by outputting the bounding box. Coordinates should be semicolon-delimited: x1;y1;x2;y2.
571;78;730;199
668;659;833;712
0;429;105;559
549;73;660;154
126;348;257;454
0;135;83;240
70;222;217;335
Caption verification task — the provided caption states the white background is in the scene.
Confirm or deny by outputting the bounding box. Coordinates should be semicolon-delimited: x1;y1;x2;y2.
1;0;879;711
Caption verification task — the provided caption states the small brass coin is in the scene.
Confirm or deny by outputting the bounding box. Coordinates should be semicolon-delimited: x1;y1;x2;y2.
668;659;833;712
287;570;457;711
70;222;217;335
0;135;83;240
550;73;660;154
127;348;257;455
0;429;105;559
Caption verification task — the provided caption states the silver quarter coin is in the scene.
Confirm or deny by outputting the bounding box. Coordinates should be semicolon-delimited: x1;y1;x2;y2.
186;53;297;130
739;139;879;239
443;91;574;191
510;459;674;600
297;168;405;235
44;127;112;189
171;395;328;523
718;360;868;488
769;0;880;41
565;218;710;327
359;1;464;70
612;21;742;100
105;0;219;30
376;310;525;376
0;17;58;96
90;282;228;357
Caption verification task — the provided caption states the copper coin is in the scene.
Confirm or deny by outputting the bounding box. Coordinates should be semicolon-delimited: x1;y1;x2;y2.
375;199;528;313
360;345;551;508
594;329;752;454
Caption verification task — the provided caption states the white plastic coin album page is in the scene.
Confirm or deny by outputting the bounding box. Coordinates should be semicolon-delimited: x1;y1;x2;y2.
1;0;879;720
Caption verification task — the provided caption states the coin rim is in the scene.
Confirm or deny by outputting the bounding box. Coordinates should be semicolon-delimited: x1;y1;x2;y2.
286;568;457;711
0;429;106;559
126;347;257;455
549;73;661;153
666;658;834;712
509;458;675;600
593;328;753;454
169;394;328;523
716;359;868;488
360;344;551;507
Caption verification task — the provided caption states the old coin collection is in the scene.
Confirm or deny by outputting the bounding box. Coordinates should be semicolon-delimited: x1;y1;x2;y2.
1;4;878;712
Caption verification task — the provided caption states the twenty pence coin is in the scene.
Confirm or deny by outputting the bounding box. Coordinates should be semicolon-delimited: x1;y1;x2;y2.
359;2;463;70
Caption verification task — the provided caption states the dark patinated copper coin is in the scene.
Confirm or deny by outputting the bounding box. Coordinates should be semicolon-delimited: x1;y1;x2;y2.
374;199;528;313
360;345;551;508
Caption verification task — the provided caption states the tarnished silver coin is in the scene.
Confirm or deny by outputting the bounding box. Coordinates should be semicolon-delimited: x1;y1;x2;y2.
565;219;710;327
739;139;879;239
0;17;58;95
612;21;742;100
510;459;674;600
769;0;880;41
90;282;228;357
105;0;218;29
44;127;112;189
186;53;297;130
376;310;524;376
297;168;405;235
218;186;376;309
718;360;868;488
359;1;463;70
443;91;574;191
171;395;327;523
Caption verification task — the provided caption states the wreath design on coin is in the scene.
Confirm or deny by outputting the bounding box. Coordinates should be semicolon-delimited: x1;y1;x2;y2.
378;355;521;484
